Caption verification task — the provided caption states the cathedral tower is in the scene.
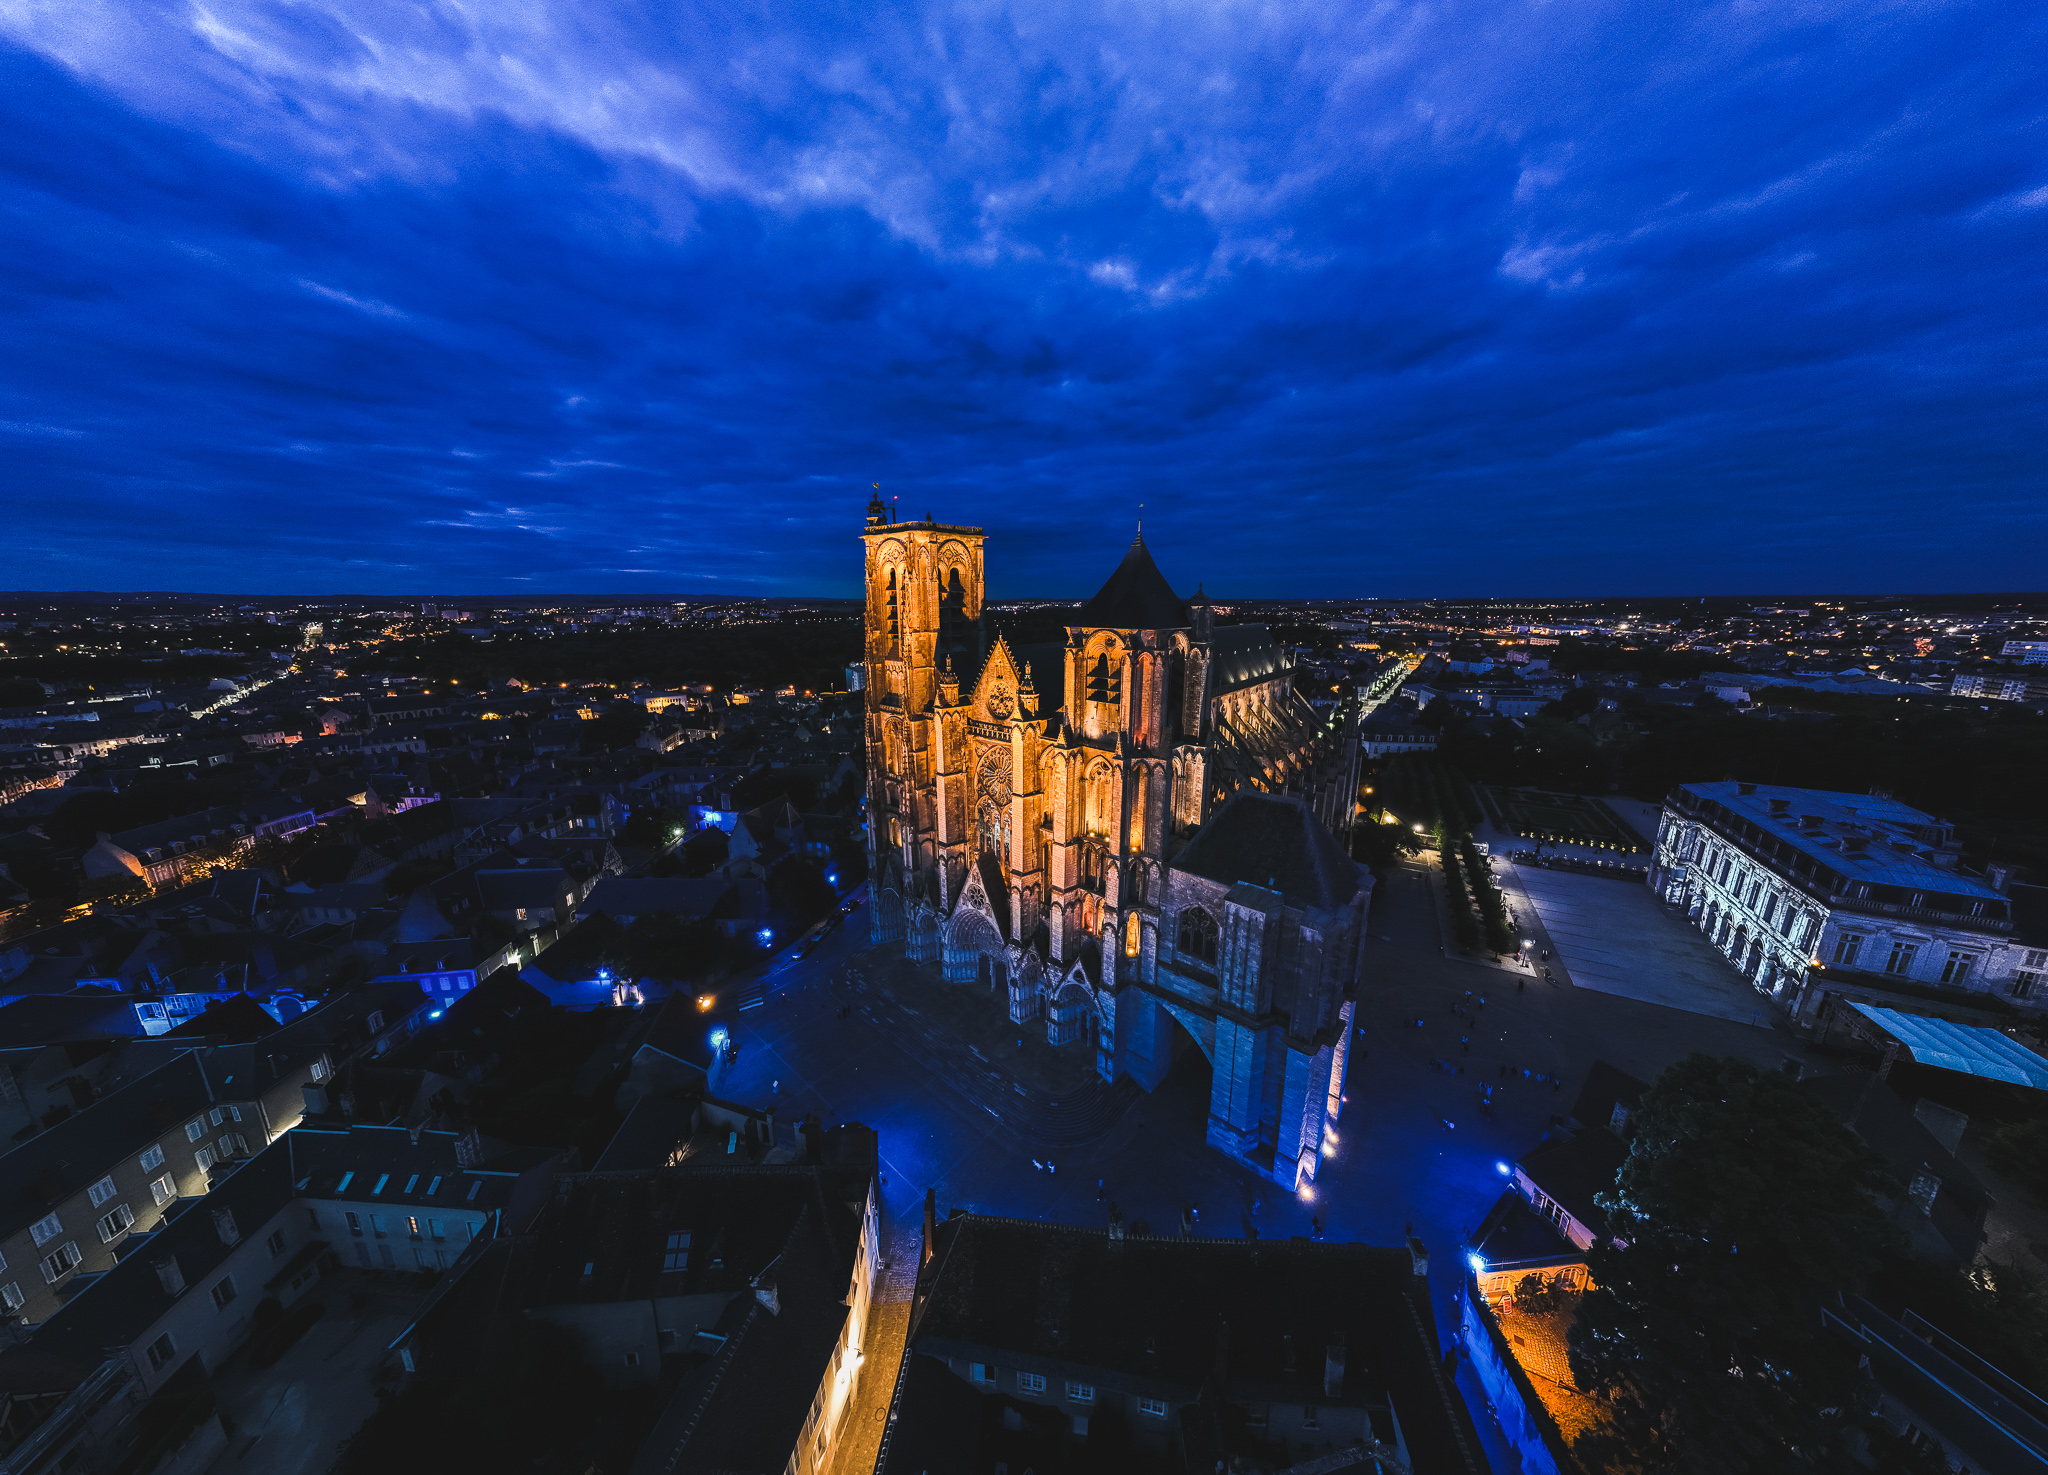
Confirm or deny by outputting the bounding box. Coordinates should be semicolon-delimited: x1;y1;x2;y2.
861;500;985;954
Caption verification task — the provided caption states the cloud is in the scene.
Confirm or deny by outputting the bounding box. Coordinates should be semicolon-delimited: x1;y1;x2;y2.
0;0;2043;595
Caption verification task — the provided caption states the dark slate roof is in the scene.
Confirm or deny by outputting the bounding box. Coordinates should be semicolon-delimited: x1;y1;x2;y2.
911;1216;1486;1474
1008;641;1066;714
1207;622;1287;693
1073;534;1189;631
0;994;146;1044
162;994;281;1041
1516;1129;1629;1238
1170;793;1363;911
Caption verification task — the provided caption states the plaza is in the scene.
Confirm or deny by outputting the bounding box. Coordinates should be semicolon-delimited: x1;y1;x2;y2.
717;851;1798;1473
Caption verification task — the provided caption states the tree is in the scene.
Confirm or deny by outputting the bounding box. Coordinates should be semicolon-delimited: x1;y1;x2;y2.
1568;1055;1899;1474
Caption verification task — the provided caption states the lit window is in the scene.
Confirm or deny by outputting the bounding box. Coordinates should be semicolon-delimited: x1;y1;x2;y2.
151;1174;176;1207
139;1145;165;1172
196;1147;216;1171
40;1243;81;1283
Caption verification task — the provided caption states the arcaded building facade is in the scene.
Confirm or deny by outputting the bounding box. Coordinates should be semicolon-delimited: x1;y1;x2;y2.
860;496;1368;1185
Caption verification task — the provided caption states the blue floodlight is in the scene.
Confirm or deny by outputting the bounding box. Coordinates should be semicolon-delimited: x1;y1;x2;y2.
709;1026;729;1050
756;926;774;946
428;1009;443;1019
1495;1160;1511;1175
1466;1253;1486;1274
597;966;611;983
826;870;838;885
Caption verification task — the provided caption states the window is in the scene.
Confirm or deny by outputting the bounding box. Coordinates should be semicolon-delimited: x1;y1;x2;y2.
306;1209;321;1230
228;1106;242;1122
371;1216;388;1239
310;1055;331;1082
663;1232;691;1272
29;1214;62;1248
1066;1381;1095;1403
210;1108;224;1127
1177;906;1219;965
186;1120;205;1142
217;1136;237;1158
140;1145;165;1172
582;1261;595;1277
1886;943;1918;976
372;1174;390;1195
467;1181;482;1201
428;1219;445;1241
146;1333;177;1372
1941;952;1976;986
970;1362;995;1384
1138;1398;1169;1418
1833;934;1863;967
337;1171;355;1192
1302;1405;1320;1431
366;1010;386;1033
1072;1415;1089;1436
1019;1372;1046;1394
88;1177;118;1207
0;1283;22;1313
425;1176;442;1196
210;1275;237;1310
41;1243;81;1283
195;1147;215;1172
2016;972;2039;1000
406;1217;421;1238
151;1174;176;1207
403;1175;419;1194
214;1208;239;1246
266;1228;287;1257
346;1212;363;1237
2026;949;2048;970
97;1205;134;1243
622;1351;641;1368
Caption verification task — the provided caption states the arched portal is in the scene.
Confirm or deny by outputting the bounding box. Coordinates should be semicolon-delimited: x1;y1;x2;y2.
1047;981;1093;1047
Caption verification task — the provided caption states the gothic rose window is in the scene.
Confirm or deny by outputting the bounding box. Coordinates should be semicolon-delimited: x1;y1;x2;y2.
1177;906;1218;965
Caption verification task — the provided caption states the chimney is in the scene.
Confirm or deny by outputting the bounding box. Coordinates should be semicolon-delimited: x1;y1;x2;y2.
1737;782;1756;795
921;1187;936;1269
1768;798;1790;815
1407;1235;1429;1278
1987;863;2011;894
1324;1334;1347;1398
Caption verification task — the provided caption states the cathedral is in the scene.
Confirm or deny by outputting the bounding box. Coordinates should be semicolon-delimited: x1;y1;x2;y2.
860;495;1370;1189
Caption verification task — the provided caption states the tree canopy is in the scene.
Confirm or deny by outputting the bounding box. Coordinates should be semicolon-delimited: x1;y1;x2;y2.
1568;1055;1900;1474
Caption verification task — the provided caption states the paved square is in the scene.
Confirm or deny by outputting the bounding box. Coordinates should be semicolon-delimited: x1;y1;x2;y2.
1504;862;1768;1025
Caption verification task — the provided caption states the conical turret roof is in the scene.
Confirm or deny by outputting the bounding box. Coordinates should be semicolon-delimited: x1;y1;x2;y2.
1074;533;1189;630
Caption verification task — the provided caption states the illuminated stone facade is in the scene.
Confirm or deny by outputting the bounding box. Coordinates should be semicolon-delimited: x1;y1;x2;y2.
860;495;1366;1183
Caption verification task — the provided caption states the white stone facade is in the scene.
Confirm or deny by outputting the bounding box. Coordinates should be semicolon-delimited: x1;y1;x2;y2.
1649;782;2039;1021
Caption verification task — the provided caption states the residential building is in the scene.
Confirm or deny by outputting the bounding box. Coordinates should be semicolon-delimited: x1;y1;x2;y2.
885;1212;1484;1472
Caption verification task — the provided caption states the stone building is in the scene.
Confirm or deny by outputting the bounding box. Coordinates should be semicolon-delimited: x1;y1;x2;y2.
859;498;1365;1185
1650;782;2041;1025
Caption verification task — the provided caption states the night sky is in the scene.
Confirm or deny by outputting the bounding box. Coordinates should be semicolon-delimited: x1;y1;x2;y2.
2;2;2043;598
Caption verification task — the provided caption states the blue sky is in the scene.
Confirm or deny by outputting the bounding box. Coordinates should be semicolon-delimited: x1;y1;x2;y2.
2;0;2043;598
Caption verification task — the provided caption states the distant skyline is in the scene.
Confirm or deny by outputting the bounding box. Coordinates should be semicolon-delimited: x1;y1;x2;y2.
2;1;2044;597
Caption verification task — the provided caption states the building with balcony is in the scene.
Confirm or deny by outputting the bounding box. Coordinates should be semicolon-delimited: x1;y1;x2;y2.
1649;782;2038;1027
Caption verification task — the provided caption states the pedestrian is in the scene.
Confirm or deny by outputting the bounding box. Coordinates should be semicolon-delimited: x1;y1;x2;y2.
1553;1078;1562;1093
1441;1117;1456;1131
1191;1202;1201;1224
1047;1161;1056;1174
1032;1159;1044;1171
772;1079;779;1093
1096;1177;1105;1199
1499;1063;1508;1079
1517;979;1525;995
1251;1197;1261;1216
1311;1216;1323;1239
1461;1036;1470;1053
